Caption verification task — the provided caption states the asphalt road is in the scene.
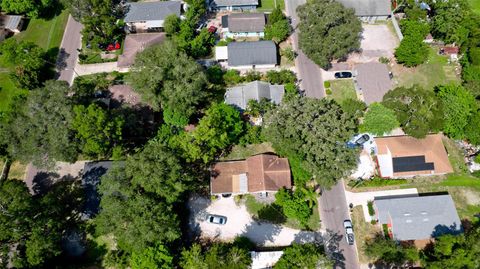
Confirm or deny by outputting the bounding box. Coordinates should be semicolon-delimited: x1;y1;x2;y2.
319;180;360;269
284;0;325;98
56;15;83;85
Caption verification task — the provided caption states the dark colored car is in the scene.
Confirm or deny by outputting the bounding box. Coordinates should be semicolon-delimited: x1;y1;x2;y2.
354;134;370;146
334;71;353;79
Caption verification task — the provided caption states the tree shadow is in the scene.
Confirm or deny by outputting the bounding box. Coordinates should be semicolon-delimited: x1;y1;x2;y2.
55;48;70;72
256;203;286;224
32;171;61;195
431;222;463;238
81;162;112;219
241;221;283;246
293;231;323;244
324;229;346;269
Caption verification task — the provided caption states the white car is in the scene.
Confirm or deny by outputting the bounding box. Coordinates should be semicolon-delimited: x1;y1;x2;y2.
343;220;355;245
207;214;227;225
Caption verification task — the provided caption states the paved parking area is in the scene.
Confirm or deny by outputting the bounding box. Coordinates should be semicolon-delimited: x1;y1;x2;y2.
348;24;399;63
188;195;320;246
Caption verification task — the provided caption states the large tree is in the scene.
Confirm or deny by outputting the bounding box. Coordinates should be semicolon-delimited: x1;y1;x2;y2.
436;84;477;139
128;41;208;126
262;97;358;188
0;80;77;167
0;0;53;18
274;243;333;269
265;7;290;43
178;103;245;163
297;0;361;69
360;103;399;136
130;244;173;269
395;20;430;67
430;0;471;45
95;166;181;254
364;234;419;268
382;85;443;138
180;243;251;269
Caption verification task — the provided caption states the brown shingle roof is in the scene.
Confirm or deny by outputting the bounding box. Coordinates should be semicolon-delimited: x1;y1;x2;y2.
375;134;453;177
210;154;291;194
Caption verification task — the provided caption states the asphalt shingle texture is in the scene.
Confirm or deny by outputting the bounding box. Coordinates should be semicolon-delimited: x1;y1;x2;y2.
124;1;181;22
227;41;277;66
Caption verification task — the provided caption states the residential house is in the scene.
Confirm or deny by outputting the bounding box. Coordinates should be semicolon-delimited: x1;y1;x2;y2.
0;15;23;41
374;134;453;178
210;154;291;195
225;80;284;110
221;13;266;38
374;194;462;245
354;62;392;104
117;33;166;68
124;1;181;33
336;0;391;22
208;0;258;11
215;41;278;70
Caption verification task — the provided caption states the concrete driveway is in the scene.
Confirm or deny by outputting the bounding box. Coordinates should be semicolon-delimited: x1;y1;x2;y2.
56;15;83;85
348;24;399;64
188;195;320;247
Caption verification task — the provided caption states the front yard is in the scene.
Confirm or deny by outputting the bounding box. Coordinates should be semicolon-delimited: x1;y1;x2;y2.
257;0;285;11
351;206;380;264
325;79;357;103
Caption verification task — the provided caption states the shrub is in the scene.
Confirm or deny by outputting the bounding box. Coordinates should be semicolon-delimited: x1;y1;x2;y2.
223;69;243;85
281;47;296;61
370;219;378;225
367;200;375;216
325;89;332;95
379;56;390;64
324;81;331;88
266;70;297;85
244;71;262;82
475;155;480;164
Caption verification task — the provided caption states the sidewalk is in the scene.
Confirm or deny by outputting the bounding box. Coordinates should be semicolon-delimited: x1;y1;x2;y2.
75;62;129;76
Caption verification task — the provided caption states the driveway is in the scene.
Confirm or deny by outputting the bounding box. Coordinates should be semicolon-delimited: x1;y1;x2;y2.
348;24;399;64
188;195;320;246
56;15;83;85
284;0;325;98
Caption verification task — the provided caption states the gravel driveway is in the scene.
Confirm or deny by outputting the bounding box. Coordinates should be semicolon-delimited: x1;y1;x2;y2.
188;195;320;247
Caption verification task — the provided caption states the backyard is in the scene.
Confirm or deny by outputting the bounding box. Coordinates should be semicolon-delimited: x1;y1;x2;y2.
325;79;357;103
392;47;460;90
258;0;285;11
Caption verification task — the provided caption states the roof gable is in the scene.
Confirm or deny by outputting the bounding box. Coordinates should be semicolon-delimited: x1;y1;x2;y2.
228;13;265;32
224;80;284;110
124;1;181;22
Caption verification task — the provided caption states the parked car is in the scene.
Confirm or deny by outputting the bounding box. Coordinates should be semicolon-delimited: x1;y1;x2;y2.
207;214;227;225
334;71;352;79
354;134;370;146
343;220;354;245
208;25;217;33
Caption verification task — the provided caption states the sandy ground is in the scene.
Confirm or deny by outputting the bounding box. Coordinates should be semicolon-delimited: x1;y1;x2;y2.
347;24;399;64
188;195;320;246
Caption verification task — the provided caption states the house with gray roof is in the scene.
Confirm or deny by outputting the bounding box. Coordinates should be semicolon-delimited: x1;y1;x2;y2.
215;41;277;70
374;194;462;242
336;0;391;21
225;80;284;110
124;1;182;33
221;13;266;38
208;0;258;11
354;62;392;104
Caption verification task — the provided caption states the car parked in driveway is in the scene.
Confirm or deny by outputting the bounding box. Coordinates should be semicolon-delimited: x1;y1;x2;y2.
207;214;227;225
344;220;354;245
334;71;353;79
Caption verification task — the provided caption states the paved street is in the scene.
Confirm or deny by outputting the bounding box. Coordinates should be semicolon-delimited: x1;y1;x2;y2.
285;0;325;98
56;15;83;85
320;180;360;269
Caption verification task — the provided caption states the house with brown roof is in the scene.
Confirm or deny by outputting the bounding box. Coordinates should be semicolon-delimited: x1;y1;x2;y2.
374;134;453;178
210;154;291;195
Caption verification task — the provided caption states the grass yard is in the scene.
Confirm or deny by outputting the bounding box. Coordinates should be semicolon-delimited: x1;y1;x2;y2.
393;47;461;90
351;206;381;264
258;0;285;11
327;79;357;103
469;0;480;14
221;142;274;161
0;72;28;112
7;161;27;180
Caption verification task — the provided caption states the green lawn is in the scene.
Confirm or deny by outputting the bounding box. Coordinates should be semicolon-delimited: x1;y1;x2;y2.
258;0;285;11
327;79;357;103
394;47;461;90
469;0;480;14
0;72;28;112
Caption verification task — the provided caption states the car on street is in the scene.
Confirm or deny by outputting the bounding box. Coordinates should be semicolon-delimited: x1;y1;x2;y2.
334;71;353;79
344;220;354;245
207;214;227;225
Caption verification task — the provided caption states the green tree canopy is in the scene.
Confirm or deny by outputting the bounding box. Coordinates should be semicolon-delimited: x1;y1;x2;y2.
262;97;358;188
274;243;333;269
130;244;174;269
177;103;245;163
430;0;471;45
395;20;430;67
436;84;477;139
95;166;181;254
297;0;361;69
360;103;399;136
72;103;124;158
0;80;78;167
382;85;443;138
180;243;251;269
274;188;312;226
0;0;53;17
128;41;208;126
264;8;290;43
163;14;181;36
364;234;419;268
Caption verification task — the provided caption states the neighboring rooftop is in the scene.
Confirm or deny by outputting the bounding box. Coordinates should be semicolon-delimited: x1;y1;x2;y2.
355;62;392;104
0;15;22;31
118;33;165;67
225;13;265;33
225;80;284;110
375;134;453;178
336;0;391;16
210;154;291;194
227;41;277;66
210;0;259;7
124;1;181;22
375;194;462;241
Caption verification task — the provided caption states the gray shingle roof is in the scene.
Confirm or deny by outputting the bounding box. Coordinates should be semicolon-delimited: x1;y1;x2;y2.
225;80;284;109
228;13;265;32
336;0;391;16
124;1;181;23
375;195;462;241
210;0;259;7
227;41;277;66
355;62;392;104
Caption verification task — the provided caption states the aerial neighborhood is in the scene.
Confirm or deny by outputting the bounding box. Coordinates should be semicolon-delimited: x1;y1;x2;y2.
0;0;479;268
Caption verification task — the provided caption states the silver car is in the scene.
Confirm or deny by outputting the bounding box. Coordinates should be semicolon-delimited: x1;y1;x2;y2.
344;220;355;245
207;214;227;225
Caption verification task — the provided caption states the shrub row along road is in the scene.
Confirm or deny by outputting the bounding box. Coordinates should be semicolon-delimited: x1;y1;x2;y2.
285;0;325;98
